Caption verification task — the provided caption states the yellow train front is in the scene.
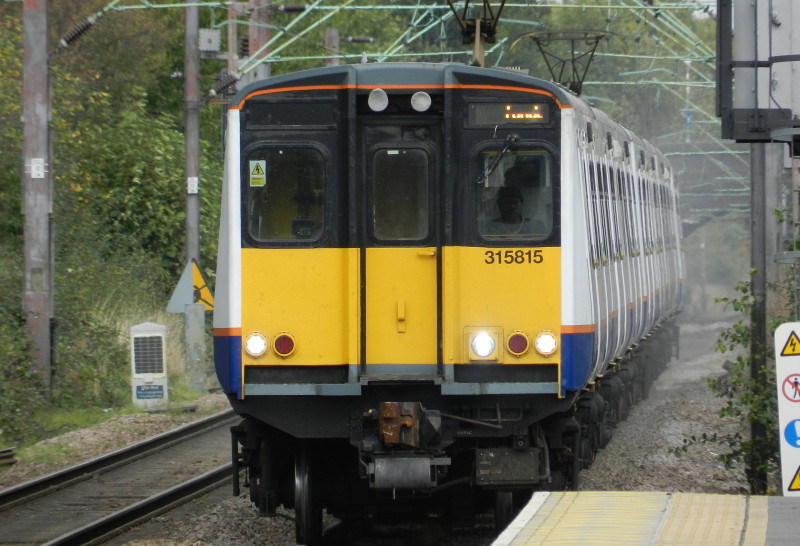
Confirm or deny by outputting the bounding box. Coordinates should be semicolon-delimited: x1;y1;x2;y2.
214;62;682;543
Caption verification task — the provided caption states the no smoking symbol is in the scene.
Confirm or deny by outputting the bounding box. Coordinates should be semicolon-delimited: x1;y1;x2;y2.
783;374;800;402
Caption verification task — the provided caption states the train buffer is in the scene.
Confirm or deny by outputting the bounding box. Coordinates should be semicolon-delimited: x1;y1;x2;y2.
493;491;800;545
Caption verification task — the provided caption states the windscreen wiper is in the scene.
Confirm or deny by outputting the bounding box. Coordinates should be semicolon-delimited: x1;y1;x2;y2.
475;133;518;186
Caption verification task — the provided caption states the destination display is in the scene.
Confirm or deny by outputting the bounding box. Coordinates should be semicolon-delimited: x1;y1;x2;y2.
469;102;550;126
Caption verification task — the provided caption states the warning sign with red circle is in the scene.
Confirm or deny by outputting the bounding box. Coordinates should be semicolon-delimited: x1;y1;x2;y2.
775;322;800;496
784;374;800;402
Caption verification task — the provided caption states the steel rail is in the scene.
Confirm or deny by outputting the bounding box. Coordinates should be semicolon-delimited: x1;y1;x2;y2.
0;409;236;510
41;464;233;546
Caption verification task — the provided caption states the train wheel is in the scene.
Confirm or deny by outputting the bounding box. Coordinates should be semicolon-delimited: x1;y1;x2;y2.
568;430;581;490
494;491;515;530
294;442;322;545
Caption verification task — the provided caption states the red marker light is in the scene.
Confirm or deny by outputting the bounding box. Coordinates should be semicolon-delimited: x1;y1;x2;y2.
507;332;530;356
273;333;296;358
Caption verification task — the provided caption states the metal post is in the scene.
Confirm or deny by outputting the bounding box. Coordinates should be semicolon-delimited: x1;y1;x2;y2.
324;28;340;66
185;6;200;264
228;3;239;75
184;5;206;390
471;17;485;67
246;0;270;84
22;0;53;393
795;158;800;319
749;143;767;494
185;303;207;392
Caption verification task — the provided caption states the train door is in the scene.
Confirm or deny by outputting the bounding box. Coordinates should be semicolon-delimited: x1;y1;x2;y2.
359;122;441;373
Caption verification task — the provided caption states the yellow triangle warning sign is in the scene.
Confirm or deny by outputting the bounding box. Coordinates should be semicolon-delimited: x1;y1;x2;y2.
191;259;214;311
781;331;800;356
789;466;800;491
251;162;264;175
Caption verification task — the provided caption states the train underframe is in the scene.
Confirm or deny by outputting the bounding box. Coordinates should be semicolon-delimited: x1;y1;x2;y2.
229;322;679;544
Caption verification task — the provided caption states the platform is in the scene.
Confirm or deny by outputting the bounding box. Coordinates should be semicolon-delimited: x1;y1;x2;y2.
493;491;800;545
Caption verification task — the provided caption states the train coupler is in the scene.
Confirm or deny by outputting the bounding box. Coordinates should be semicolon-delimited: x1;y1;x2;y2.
357;401;450;490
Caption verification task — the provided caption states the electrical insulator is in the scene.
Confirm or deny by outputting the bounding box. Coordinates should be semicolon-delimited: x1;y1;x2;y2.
210;74;239;97
278;5;308;13
239;35;250;57
60;16;96;48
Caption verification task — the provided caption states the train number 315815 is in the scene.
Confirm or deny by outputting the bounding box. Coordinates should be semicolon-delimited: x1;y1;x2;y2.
484;249;544;264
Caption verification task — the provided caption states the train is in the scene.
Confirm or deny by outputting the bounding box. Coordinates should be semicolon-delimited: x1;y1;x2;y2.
212;61;684;544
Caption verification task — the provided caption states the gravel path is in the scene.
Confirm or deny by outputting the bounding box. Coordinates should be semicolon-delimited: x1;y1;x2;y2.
580;318;749;495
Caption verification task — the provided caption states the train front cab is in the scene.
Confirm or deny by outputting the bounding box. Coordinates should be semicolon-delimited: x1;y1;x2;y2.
213;64;592;538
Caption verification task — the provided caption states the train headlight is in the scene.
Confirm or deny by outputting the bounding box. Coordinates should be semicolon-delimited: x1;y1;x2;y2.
465;327;502;362
534;331;558;357
244;332;268;358
472;332;495;357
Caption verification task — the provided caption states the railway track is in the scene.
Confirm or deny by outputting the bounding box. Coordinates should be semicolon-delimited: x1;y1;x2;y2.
0;409;237;545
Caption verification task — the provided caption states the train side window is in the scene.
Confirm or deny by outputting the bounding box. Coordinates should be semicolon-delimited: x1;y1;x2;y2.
584;158;600;264
371;148;430;241
477;150;553;239
245;148;325;242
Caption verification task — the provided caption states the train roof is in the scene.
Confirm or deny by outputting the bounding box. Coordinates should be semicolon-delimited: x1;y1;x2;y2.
230;62;578;109
231;62;666;165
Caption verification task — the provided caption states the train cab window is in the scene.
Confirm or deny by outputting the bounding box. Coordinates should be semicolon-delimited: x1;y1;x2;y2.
245;148;325;242
477;151;552;239
371;148;430;241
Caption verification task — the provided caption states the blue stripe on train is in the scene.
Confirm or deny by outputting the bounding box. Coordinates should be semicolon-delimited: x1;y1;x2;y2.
213;336;242;399
560;331;594;393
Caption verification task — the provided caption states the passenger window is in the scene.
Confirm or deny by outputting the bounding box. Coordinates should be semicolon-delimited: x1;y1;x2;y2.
477;151;552;239
372;148;430;241
245;148;325;242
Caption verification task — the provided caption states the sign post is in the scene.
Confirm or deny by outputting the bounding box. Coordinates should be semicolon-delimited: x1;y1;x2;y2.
168;260;214;392
774;322;800;495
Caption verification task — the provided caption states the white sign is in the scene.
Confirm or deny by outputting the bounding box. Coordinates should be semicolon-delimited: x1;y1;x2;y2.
187;176;199;194
774;322;800;495
29;158;46;179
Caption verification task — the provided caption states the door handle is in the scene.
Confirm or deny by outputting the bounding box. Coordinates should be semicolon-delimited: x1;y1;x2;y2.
417;248;436;257
397;299;406;333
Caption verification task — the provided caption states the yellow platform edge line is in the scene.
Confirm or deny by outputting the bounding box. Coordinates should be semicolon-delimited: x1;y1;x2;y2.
492;492;551;546
741;495;768;546
494;492;768;546
494;491;671;545
654;493;747;546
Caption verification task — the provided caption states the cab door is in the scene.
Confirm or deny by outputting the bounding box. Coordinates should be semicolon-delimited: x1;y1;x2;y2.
360;123;441;373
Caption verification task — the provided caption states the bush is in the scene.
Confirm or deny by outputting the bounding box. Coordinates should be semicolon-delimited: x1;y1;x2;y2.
0;253;46;446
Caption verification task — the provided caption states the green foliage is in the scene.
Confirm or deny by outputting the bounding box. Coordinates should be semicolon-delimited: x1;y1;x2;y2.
0;254;46;446
672;275;780;494
49;1;182;111
0;15;44;447
0;15;22;245
0;7;221;448
53;82;221;277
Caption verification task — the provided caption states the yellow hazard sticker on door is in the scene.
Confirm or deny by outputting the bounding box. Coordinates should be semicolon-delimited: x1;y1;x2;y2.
249;160;266;187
